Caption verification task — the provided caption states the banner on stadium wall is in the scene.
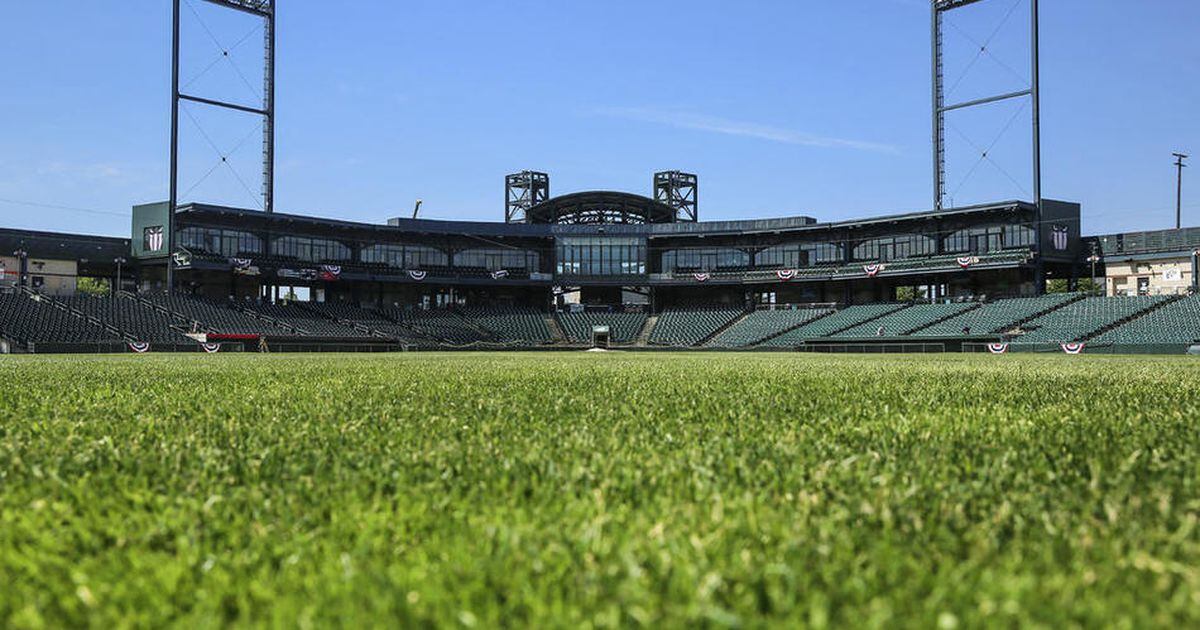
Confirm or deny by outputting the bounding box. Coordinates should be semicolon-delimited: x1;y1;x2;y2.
863;263;884;277
776;269;797;281
957;256;979;269
1060;342;1086;355
1052;225;1069;251
319;265;342;282
693;272;710;282
987;342;1010;354
230;258;261;276
490;269;510;280
128;342;151;354
200;342;221;354
408;270;427;281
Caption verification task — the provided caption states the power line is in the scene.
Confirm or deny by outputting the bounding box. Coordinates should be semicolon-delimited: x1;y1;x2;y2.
0;197;128;218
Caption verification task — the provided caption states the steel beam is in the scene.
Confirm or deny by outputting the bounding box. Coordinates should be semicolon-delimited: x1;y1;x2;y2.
941;89;1031;113
179;93;270;116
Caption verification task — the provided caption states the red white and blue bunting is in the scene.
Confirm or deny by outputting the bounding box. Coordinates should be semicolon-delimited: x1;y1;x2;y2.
319;264;342;282
490;269;510;280
863;263;884;278
408;270;427;281
200;342;222;354
128;342;151;354
1060;342;1086;355
776;269;797;281
693;272;711;283
957;256;978;269
987;342;1010;354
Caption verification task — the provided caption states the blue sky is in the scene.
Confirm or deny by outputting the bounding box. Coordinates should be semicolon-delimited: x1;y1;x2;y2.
0;0;1197;238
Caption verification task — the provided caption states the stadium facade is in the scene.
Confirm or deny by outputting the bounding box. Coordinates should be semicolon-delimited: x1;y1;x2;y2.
5;184;1200;355
112;179;1086;311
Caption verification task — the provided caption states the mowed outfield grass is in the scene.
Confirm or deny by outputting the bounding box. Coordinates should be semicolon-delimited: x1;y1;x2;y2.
1;353;1199;628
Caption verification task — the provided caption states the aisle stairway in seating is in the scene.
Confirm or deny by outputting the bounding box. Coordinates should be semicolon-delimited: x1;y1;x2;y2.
635;315;658;347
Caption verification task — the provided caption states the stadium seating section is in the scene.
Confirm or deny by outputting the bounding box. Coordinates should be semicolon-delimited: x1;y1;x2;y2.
5;289;1200;352
649;307;744;346
241;303;374;338
914;293;1079;337
1091;295;1200;346
459;306;553;345
761;304;904;347
708;308;833;347
557;312;648;344
1013;295;1172;344
65;295;191;343
0;293;118;344
381;308;491;346
832;303;978;338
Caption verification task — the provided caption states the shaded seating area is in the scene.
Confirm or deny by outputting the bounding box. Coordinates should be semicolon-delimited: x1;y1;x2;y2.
760;304;903;347
557;312;648;344
65;295;191;344
1092;296;1200;346
709;308;833;347
145;294;294;336
649;306;744;347
832;303;978;338
1013;295;1172;344
0;293;120;344
242;302;373;338
381;308;491;345
459;306;552;344
914;293;1079;337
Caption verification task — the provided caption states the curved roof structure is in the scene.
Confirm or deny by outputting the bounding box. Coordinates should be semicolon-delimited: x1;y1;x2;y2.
525;191;680;225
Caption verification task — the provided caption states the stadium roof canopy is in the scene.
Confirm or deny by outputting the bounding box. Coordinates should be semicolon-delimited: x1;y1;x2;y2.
524;191;679;225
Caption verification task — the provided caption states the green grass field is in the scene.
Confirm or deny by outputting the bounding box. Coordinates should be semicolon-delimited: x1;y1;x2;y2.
1;353;1199;627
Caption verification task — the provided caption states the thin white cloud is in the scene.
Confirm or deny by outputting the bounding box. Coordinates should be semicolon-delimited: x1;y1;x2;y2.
594;106;900;155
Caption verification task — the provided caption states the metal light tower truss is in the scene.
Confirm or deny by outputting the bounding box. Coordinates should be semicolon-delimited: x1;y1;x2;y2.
505;171;550;224
168;0;274;287
653;171;699;222
932;0;1039;212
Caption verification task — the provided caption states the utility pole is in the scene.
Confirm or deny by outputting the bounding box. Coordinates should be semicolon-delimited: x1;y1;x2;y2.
1174;153;1188;230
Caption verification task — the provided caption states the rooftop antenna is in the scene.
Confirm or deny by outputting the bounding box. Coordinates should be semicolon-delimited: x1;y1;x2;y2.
412;199;423;219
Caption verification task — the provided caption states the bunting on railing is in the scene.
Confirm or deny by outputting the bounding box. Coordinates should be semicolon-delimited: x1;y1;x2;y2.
319;265;342;282
200;342;222;354
863;263;884;277
1060;342;1086;355
693;272;711;282
128;342;151;354
957;256;978;269
776;269;797;281
230;258;261;276
408;270;427;281
490;269;510;280
987;342;1010;354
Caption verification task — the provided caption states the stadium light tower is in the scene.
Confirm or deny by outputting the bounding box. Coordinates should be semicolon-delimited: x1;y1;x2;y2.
932;0;1041;213
168;0;275;290
505;171;550;224
653;171;699;223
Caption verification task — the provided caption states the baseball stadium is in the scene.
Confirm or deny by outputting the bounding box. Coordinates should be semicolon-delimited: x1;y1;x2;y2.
2;1;1199;627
